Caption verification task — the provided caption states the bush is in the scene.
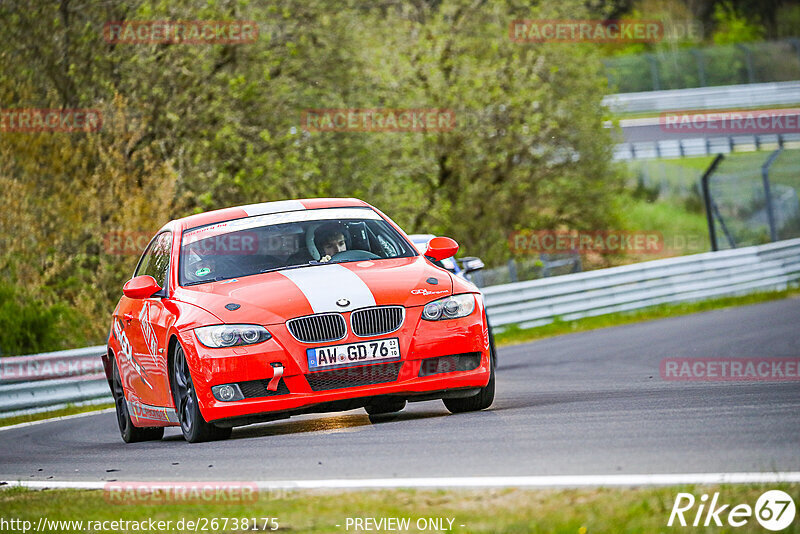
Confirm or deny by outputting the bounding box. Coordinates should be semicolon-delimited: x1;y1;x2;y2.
0;282;85;356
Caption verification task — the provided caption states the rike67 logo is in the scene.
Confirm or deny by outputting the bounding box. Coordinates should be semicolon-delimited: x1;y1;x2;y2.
669;490;796;531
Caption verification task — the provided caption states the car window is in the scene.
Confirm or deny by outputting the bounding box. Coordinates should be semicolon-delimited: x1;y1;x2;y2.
135;232;172;289
180;208;416;286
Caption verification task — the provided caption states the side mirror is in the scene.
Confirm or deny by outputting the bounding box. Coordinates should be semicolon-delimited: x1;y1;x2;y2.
425;236;459;262
460;256;485;273
123;275;162;299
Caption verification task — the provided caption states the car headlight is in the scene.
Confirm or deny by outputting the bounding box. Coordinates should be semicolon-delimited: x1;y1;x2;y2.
194;324;271;348
421;294;476;321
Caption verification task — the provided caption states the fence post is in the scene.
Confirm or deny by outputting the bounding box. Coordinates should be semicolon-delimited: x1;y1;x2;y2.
646;54;660;91
789;38;800;68
602;59;615;90
691;49;706;87
761;148;783;242
701;154;725;251
736;44;755;84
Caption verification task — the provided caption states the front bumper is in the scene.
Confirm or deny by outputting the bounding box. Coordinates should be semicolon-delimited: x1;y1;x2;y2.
178;302;491;425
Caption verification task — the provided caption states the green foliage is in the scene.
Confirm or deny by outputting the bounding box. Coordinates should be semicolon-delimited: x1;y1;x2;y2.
711;2;765;45
683;183;705;214
0;282;85;356
0;0;623;345
631;171;661;203
775;4;800;39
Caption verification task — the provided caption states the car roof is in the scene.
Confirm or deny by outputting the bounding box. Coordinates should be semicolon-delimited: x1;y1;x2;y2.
168;198;371;232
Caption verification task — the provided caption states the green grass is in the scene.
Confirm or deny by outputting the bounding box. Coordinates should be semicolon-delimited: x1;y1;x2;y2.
0;484;797;533
496;287;800;347
616;147;800;256
0;402;114;428
618;197;710;256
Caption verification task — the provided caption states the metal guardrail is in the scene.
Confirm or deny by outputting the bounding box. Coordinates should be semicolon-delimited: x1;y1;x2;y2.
604;81;800;114
0;346;110;416
613;133;800;160
0;345;106;384
483;238;800;330
2;239;799;416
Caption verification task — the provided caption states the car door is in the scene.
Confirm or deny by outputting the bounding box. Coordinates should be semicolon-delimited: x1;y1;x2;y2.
119;231;174;407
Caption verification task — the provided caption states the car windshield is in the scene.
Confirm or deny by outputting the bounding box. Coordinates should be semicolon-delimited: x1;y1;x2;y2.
179;207;417;285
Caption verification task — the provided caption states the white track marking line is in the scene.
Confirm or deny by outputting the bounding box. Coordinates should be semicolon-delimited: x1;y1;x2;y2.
0;408;115;432
3;472;800;491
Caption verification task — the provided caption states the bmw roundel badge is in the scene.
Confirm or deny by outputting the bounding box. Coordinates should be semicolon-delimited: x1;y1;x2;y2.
336;298;350;307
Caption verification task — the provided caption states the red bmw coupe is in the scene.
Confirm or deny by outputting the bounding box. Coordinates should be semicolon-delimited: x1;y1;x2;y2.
105;198;495;443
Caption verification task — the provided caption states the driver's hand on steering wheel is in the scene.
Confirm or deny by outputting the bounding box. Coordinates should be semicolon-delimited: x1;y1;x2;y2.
320;254;332;263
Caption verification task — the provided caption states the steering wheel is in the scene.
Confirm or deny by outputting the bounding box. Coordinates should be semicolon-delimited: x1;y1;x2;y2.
329;250;381;262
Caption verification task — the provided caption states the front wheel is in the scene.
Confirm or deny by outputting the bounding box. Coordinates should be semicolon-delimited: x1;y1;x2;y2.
172;344;232;443
442;316;496;414
111;356;164;443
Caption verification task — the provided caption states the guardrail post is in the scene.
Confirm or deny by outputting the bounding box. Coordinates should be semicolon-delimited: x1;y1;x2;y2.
507;259;518;283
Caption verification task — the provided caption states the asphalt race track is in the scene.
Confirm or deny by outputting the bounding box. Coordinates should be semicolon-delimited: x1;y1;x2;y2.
1;299;798;483
618;109;798;143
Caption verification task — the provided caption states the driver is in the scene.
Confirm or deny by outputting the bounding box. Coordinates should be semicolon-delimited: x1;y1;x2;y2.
315;222;348;262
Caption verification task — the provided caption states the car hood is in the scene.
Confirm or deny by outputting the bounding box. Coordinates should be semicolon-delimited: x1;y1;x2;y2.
173;256;462;325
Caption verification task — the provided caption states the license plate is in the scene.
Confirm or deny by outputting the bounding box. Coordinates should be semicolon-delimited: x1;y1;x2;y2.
307;338;401;371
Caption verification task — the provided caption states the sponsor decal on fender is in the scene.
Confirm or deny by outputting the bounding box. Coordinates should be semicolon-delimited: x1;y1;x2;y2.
139;303;159;361
127;399;176;423
411;288;449;296
113;318;153;388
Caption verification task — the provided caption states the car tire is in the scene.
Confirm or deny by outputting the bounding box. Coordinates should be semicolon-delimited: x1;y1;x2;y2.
442;314;496;414
111;356;164;443
172;343;232;443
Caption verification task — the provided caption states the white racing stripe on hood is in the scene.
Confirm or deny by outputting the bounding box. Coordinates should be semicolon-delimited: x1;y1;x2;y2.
279;264;376;313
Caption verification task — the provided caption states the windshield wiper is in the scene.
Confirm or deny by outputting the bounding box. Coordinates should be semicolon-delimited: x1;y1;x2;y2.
259;262;320;275
184;275;237;286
